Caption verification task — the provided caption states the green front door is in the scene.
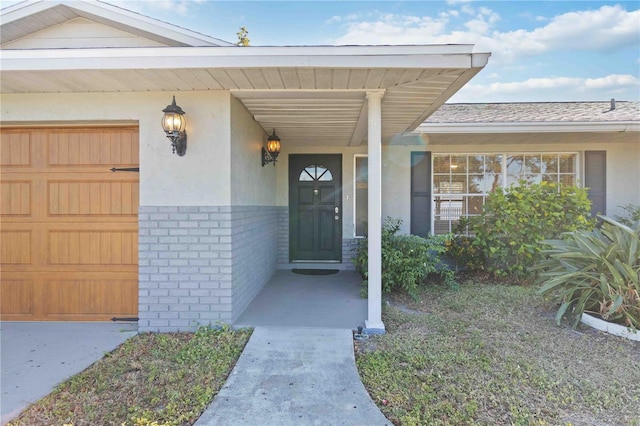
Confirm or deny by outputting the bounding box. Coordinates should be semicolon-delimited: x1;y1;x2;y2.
289;154;342;262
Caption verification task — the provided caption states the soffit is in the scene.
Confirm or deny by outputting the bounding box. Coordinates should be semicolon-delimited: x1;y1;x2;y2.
0;46;489;145
0;66;477;146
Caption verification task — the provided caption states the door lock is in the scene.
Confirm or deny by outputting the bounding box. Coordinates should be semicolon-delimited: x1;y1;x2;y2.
334;207;339;214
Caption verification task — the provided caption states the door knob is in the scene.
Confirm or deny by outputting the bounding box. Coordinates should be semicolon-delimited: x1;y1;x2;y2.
335;207;339;213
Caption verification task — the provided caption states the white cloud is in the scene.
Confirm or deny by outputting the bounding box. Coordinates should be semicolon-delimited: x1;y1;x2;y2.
530;5;640;51
451;74;640;102
333;13;450;45
326;13;365;25
332;4;639;63
446;0;473;5
115;0;205;17
584;74;639;89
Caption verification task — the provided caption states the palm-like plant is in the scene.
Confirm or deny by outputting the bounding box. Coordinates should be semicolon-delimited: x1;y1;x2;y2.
537;216;640;329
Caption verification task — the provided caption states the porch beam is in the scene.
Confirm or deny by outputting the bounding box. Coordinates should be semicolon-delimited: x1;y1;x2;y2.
348;100;368;147
365;90;385;334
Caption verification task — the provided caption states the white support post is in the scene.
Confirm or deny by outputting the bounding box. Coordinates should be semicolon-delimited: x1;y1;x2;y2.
365;90;385;334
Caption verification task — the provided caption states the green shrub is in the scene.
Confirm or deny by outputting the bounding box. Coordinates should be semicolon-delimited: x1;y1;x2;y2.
444;219;485;272
470;181;594;281
536;216;640;329
615;204;640;227
353;218;456;299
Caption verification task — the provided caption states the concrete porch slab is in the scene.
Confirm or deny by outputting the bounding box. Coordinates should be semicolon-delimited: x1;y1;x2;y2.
235;270;367;331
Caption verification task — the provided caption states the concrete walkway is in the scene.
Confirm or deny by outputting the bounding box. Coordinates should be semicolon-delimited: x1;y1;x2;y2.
195;327;390;426
1;322;137;425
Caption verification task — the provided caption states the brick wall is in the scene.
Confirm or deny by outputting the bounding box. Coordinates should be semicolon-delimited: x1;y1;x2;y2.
229;206;279;322
341;238;359;270
277;207;289;267
138;205;278;332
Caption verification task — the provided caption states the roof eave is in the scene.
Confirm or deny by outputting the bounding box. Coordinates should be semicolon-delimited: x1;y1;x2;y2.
416;122;640;134
0;45;489;72
0;0;234;47
405;57;489;131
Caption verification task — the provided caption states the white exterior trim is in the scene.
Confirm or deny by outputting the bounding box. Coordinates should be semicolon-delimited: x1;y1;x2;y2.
1;0;233;47
417;122;640;134
353;154;368;238
1;46;490;71
429;151;582;234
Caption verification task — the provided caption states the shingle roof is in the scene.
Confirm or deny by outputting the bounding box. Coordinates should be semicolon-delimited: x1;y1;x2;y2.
425;101;640;124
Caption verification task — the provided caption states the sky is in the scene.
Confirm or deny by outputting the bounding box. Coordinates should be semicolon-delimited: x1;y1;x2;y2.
3;0;640;103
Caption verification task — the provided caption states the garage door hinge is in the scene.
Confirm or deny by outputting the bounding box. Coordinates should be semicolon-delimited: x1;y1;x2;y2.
111;317;139;322
110;167;140;173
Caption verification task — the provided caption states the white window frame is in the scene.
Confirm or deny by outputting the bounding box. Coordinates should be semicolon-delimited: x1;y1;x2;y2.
354;154;368;238
431;152;580;235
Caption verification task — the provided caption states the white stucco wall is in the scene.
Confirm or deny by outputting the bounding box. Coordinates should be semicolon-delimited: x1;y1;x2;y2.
274;136;639;238
273;144;432;237
381;145;415;235
580;141;640;217
6;90;633;230
229;96;276;206
273;143;421;238
0;90;232;206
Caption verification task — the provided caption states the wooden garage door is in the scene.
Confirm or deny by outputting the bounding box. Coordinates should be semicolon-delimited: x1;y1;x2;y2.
1;127;139;321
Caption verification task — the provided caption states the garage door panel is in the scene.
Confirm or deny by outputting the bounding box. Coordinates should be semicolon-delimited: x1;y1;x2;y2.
48;180;138;216
0;280;33;316
46;280;137;318
0;132;31;167
1;127;139;321
1;181;32;216
49;230;137;265
1;230;32;265
49;130;138;167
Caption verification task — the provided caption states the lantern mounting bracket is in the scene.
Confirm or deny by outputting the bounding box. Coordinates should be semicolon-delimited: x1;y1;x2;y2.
166;131;187;156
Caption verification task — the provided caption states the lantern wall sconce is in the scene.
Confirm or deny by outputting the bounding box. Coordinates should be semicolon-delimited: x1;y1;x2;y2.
161;96;187;156
262;129;281;167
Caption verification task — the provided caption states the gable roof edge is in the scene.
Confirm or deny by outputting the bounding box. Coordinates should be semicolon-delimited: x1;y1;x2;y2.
1;0;234;47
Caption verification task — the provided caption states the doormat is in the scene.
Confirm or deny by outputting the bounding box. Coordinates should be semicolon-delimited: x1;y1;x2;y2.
292;269;339;276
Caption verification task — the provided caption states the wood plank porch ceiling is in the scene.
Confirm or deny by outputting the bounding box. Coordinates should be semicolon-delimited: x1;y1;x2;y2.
1;66;473;146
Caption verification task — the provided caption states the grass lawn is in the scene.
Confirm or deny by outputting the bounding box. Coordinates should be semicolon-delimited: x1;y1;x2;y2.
356;277;640;426
8;326;252;426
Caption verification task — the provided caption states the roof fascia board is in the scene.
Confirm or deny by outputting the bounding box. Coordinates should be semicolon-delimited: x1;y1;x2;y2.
416;122;640;133
0;46;486;71
0;0;52;23
1;44;477;56
0;0;233;47
70;1;233;46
